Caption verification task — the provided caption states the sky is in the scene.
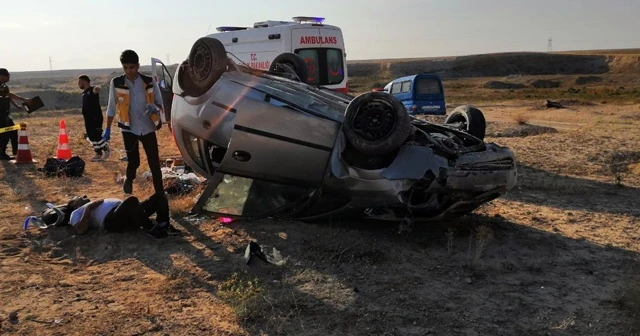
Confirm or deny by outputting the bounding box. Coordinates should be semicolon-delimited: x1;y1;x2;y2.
1;0;639;72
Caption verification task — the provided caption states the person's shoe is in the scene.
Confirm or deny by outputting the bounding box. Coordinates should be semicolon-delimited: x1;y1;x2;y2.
159;221;182;236
123;178;133;194
146;223;168;239
90;153;103;162
102;147;111;160
0;153;12;160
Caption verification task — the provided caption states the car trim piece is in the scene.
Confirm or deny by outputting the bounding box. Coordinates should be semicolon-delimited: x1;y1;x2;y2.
233;125;333;152
211;100;237;113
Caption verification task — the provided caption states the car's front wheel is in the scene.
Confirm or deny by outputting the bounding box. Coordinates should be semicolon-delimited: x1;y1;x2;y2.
343;92;412;156
444;105;486;140
179;37;228;97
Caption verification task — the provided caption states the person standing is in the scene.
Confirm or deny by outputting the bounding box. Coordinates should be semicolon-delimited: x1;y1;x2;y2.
0;68;31;160
103;50;165;196
78;74;110;161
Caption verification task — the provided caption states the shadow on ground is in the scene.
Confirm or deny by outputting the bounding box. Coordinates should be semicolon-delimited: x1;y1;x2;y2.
21;208;640;336
505;164;640;217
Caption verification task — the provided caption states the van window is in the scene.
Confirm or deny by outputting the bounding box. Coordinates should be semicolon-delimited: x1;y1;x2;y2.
294;48;344;86
416;77;443;95
391;82;402;94
401;81;411;93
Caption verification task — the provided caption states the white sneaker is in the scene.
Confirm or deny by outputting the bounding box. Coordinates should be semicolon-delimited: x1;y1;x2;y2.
102;148;111;160
90;154;103;162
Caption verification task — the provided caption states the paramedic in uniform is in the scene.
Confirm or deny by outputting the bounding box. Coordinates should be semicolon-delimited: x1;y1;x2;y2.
78;74;110;161
103;50;165;196
0;68;32;160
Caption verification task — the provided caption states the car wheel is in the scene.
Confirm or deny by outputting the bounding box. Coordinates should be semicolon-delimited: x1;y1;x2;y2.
343;92;412;155
269;53;309;83
182;37;228;97
444;105;486;140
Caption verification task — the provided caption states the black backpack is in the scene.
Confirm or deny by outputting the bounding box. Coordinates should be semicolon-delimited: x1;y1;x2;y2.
39;156;85;177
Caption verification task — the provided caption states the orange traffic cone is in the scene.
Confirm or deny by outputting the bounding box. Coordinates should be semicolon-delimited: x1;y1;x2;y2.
10;123;37;164
55;119;72;160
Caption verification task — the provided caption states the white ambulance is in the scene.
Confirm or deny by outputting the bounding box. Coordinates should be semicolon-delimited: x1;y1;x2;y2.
207;16;349;94
151;16;349;127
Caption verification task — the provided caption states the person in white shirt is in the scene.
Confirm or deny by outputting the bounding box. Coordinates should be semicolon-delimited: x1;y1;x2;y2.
69;194;177;239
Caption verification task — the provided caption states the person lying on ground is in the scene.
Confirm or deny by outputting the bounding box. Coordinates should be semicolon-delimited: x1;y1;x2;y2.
69;193;180;239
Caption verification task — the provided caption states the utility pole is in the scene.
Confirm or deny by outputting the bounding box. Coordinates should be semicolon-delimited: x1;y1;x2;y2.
49;56;53;71
166;54;171;64
547;37;553;52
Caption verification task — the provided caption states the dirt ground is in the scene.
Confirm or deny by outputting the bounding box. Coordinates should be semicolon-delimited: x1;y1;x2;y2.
1;101;639;335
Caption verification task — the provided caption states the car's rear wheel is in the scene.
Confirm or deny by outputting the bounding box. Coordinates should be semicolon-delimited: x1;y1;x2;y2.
269;53;309;83
343;92;412;156
444;105;486;140
180;37;228;97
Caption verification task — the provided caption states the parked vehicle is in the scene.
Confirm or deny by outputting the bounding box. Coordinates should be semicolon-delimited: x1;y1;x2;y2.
203;16;348;94
384;74;446;115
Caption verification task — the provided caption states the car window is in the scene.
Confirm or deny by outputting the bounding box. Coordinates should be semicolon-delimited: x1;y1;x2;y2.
201;174;311;217
416;77;443;95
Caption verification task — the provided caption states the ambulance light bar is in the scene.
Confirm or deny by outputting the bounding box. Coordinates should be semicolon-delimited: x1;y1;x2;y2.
292;16;325;24
216;26;248;32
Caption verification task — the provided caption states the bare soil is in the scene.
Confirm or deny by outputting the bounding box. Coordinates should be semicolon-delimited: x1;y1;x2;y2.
1;99;639;335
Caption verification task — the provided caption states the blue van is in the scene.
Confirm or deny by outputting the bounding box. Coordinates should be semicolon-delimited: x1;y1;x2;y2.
383;74;446;115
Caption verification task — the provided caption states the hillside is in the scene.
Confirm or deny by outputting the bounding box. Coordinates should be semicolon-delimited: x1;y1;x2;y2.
5;48;640;111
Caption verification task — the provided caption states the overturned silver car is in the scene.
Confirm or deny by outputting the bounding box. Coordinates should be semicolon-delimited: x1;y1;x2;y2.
155;37;517;223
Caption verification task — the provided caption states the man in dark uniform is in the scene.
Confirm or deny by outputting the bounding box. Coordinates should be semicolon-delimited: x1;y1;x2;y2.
78;74;110;161
0;68;32;160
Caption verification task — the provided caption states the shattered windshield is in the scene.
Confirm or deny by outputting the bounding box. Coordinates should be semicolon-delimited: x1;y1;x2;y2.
201;174;313;217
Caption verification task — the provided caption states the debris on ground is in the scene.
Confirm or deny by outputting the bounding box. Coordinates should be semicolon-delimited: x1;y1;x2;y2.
544;99;565;109
244;241;287;266
139;158;205;195
8;311;18;325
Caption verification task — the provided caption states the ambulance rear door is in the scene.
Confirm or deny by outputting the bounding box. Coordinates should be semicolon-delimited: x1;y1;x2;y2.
291;27;346;88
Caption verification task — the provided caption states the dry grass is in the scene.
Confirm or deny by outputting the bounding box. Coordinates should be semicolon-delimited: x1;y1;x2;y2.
2;73;640;334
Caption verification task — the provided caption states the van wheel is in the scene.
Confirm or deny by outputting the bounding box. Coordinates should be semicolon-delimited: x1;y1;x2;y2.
343;92;412;155
269;53;309;83
444;105;486;140
182;37;228;97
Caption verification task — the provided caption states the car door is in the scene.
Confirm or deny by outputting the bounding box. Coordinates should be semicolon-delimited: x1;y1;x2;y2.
190;93;343;219
218;93;341;188
151;57;174;129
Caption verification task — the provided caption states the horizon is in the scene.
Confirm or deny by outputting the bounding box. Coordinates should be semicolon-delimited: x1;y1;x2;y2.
3;0;639;72
9;47;640;75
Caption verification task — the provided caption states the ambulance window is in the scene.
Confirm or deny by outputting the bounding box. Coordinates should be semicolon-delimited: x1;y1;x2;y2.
326;49;344;85
296;49;320;85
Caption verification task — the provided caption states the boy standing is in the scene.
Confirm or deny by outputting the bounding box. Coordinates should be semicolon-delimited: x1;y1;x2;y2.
78;74;110;161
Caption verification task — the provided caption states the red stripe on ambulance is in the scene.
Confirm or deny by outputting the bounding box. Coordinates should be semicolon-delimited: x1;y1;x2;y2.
300;36;338;45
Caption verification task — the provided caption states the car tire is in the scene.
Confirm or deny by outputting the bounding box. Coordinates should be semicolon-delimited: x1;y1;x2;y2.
343;92;412;156
269;53;309;83
182;37;228;97
444;105;486;140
